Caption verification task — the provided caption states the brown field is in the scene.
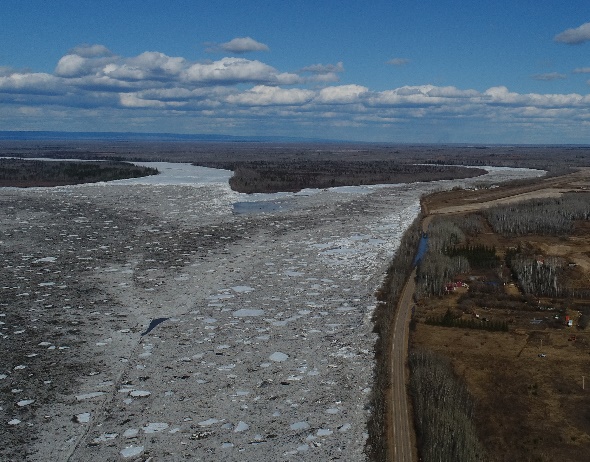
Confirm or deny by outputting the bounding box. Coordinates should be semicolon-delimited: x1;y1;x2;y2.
411;171;590;462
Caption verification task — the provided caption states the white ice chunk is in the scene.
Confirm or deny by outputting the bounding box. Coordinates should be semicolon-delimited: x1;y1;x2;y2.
33;257;57;263
339;423;352;432
234;421;249;432
8;419;21;425
75;413;91;423
120;446;144;458
143;422;169;433
123;428;139;438
233;308;265;317
231;286;255;293
290;421;310;430
130;390;151;398
17;399;35;407
269;352;288;362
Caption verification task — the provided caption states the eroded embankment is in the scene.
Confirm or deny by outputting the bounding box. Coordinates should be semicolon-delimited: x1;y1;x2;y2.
367;213;422;461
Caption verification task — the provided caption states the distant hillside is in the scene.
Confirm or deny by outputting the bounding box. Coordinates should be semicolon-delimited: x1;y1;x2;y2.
0;130;338;143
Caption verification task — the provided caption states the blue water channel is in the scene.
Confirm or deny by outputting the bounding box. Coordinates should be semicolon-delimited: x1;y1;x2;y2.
412;232;429;267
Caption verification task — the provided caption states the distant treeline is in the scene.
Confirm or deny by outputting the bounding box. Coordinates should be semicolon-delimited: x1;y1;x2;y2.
0;158;158;187
484;192;590;236
2;140;589;175
193;160;486;193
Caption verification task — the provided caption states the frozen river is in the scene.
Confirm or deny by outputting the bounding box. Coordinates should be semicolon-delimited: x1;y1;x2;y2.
0;162;543;461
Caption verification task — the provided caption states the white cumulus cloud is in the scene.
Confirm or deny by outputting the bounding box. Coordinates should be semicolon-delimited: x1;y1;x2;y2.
183;57;281;84
215;37;270;54
0;72;64;95
554;22;590;44
226;85;314;106
4;43;590;142
316;84;369;104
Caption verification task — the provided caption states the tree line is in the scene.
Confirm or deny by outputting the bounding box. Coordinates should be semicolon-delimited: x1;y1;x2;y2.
193;160;486;193
0;158;158;187
484;192;590;236
426;308;508;332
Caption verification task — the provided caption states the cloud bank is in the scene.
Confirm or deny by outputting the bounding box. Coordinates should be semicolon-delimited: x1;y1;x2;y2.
2;43;590;142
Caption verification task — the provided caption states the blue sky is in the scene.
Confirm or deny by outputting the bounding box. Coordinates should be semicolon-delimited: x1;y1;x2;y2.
2;0;590;143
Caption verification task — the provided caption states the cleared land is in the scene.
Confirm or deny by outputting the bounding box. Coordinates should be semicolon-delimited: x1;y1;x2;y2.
408;169;590;462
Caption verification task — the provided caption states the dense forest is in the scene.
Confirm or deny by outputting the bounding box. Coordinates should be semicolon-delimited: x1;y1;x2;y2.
0;158;158;187
2;140;589;175
409;350;486;461
416;217;472;297
484;192;590;236
193;160;487;193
